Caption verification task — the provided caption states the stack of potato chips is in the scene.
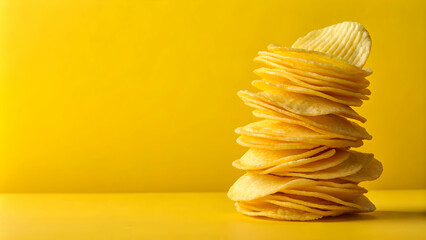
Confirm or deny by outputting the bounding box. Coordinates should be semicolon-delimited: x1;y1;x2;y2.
228;22;383;221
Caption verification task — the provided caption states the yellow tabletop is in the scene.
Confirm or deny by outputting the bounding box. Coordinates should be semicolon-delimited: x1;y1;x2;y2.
1;190;425;240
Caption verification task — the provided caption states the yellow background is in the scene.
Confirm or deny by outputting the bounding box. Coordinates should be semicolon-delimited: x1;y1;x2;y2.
0;0;424;192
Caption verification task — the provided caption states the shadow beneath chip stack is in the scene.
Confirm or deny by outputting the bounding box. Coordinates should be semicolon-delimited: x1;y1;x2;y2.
314;210;426;222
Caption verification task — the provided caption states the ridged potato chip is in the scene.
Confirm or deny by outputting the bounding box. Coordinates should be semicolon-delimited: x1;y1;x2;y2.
292;21;371;68
257;51;368;79
267;44;371;75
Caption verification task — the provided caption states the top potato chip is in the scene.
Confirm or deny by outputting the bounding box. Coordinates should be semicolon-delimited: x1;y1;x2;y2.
292;21;371;68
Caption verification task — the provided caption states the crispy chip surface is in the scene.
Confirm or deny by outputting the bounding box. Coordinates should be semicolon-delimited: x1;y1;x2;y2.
236;202;323;221
236;120;363;148
292;21;371;68
257;149;338;174
254;67;370;98
233;146;329;170
239;91;371;139
342;158;383;182
254;57;370;89
236;135;320;150
274;151;374;179
253;80;363;107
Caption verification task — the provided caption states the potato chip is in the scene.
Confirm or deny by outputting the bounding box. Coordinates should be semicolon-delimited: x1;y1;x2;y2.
295;185;366;201
254;56;370;89
292;21;371;68
228;173;365;202
254;67;370;98
246;90;366;122
228;173;314;201
279;189;375;211
274;151;374;179
237;120;342;139
266;193;357;211
252;79;363;106
252;109;357;140
229;173;375;211
264;199;345;216
342;158;383;183
239;91;371;139
283;149;350;172
236;202;323;221
233;146;329;170
257;51;368;79
236;135;320;150
267;44;371;75
257;149;338;174
236;120;363;148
